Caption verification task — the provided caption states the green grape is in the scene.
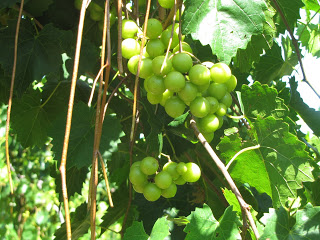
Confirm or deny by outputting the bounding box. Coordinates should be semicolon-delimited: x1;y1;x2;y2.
178;82;198;103
152;56;172;76
143;183;162;201
189;96;210;118
174;176;186;185
198;114;220;133
172;53;193;73
135;58;153;79
161;183;177;198
188;64;211;86
182;162;201;182
220;92;232;108
202;131;214;143
140;156;159;175
160;29;179;49
145;75;166;95
217;115;224;129
158;0;175;9
122;19;138;39
122;38;140;59
206;96;219;114
129;166;147;186
131;161;141;169
164;96;186;118
164;71;186;92
207;82;227;100
197;81;210;93
155;171;173;189
132;179;148;193
89;3;104;21
225;75;237;92
210;62;232;83
173;42;193;54
74;0;82;10
163;162;179;180
147;92;163;104
176;162;187;175
127;55;140;75
144;18;163;39
160;89;173;106
215;103;227;116
146;39;165;58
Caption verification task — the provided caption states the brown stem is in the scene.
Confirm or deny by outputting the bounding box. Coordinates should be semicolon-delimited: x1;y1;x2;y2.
163;0;182;29
190;118;260;239
271;0;320;99
98;151;114;207
59;1;89;239
5;0;25;197
230;93;251;130
117;0;124;74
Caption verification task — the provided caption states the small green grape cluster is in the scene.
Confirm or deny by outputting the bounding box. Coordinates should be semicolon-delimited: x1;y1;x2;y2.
74;0;117;30
129;156;201;201
122;17;238;142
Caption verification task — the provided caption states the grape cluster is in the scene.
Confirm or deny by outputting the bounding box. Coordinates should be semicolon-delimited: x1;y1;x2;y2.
121;17;237;142
129;157;201;201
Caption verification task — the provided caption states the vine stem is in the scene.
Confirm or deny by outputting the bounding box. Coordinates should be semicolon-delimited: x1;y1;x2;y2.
5;0;25;196
190;119;260;239
98;151;113;207
117;0;124;74
270;0;320;99
59;1;89;239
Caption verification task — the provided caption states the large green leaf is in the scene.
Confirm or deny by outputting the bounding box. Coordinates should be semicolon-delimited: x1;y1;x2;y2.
297;23;320;58
234;2;276;72
123;222;149;240
0;20;72;94
49;102;124;169
184;204;241;240
149;217;170;240
11;89;51;147
260;204;320;239
253;39;298;84
182;0;267;64
272;0;304;34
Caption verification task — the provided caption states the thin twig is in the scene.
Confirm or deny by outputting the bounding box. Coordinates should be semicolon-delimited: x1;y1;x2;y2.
163;0;183;29
5;0;25;196
190;118;260;239
271;0;320;99
88;63;109;106
12;4;43;29
59;1;89;239
98;151;114;207
117;0;124;74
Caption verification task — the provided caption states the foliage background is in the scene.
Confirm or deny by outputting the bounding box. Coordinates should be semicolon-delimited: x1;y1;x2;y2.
0;0;320;239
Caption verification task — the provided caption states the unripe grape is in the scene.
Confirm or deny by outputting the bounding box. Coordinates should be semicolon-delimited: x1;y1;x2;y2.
207;82;227;100
155;171;173;189
152;56;172;76
143;183;162;201
122;19;138;39
165;96;186;118
161;183;177;198
122;38;140;59
163;162;180;180
190;96;210;118
147;92;163;104
144;18;163;39
129;167;147;186
178;82;198;103
145;75;166;95
160;29;179;49
182;162;201;182
146;39;165;58
188;64;211;86
160;89;174;106
172;53;193;73
220;92;232;108
174;176;186;185
135;58;153;79
158;0;174;9
215;103;227;116
176;162;187;175
206;96;219;114
127;55;140;75
140;157;159;175
202;131;214;143
132;180;148;193
225;75;237;92
131;161;141;169
173;42;193;54
198;114;220;133
164;71;186;92
210;62;232;83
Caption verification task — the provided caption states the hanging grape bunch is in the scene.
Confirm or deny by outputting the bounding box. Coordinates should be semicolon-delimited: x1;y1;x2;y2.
129;157;201;201
121;9;237;144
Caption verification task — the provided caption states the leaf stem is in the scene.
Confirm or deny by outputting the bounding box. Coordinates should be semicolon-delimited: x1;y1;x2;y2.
271;0;320;99
5;0;25;196
190;118;260;239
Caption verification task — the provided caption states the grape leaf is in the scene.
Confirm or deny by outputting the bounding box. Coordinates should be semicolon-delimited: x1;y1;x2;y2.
49;102;124;169
289;78;320;136
260;204;320;239
272;0;304;35
149;217;170;240
218;117;315;208
297;23;320;58
11;89;51;147
184;204;241;240
24;0;53;17
303;0;320;12
123;222;149;240
182;0;267;64
253;40;298;84
0;20;72;95
0;0;27;8
234;2;276;72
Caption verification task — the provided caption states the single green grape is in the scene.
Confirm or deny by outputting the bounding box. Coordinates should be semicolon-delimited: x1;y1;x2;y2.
188;64;211;86
152;56;172;76
140;156;159;175
164;96;186;118
145;75;166;95
164;71;186;92
176;162;187;175
155;171;173;189
210;62;232;83
121;38;140;59
161;183;177;198
182;162;201;182
163;162;180;180
147;92;163;105
189;96;210;118
144;18;163;39
146;39;165;58
143;183;162;201
122;19;138;39
198;114;220;133
172;52;193;73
